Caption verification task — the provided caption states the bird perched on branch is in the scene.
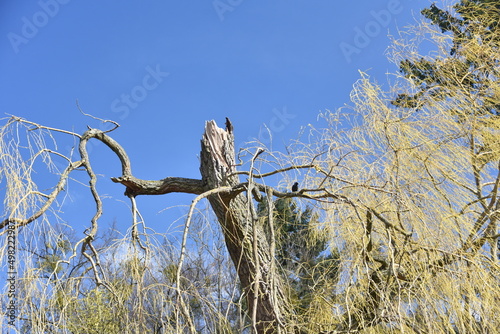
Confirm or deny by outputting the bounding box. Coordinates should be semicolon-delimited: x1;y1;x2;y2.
291;182;299;192
225;117;233;134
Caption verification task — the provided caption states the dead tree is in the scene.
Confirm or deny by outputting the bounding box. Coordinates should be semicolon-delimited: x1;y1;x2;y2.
1;116;316;332
90;120;288;333
0;116;344;333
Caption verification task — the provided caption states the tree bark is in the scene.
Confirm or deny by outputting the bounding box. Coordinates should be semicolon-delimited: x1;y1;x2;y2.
108;120;286;333
199;121;285;333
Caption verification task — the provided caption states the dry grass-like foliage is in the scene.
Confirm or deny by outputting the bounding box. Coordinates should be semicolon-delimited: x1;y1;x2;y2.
286;4;500;331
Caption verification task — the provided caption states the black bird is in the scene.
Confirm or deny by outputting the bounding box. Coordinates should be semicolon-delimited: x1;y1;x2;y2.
225;117;233;134
291;182;299;192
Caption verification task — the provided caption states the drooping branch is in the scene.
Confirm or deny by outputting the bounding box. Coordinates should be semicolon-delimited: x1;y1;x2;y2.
80;128;132;176
79;128;206;197
0;159;84;231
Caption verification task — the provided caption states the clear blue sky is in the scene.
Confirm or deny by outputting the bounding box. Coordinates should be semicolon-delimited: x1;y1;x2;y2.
0;1;431;234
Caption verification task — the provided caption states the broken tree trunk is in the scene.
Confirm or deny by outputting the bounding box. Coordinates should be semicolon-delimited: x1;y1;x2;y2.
109;120;287;333
199;120;286;333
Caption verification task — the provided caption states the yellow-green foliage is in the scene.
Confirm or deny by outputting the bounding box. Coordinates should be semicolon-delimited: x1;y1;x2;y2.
64;287;125;334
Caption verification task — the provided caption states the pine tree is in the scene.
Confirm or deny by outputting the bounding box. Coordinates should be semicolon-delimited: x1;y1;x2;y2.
393;1;500;115
257;197;340;315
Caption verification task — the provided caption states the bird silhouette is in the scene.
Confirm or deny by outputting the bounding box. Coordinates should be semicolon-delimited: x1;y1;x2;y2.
225;117;233;134
291;182;299;192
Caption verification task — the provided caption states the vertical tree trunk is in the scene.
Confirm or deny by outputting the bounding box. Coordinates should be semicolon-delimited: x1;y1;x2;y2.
199;121;286;333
